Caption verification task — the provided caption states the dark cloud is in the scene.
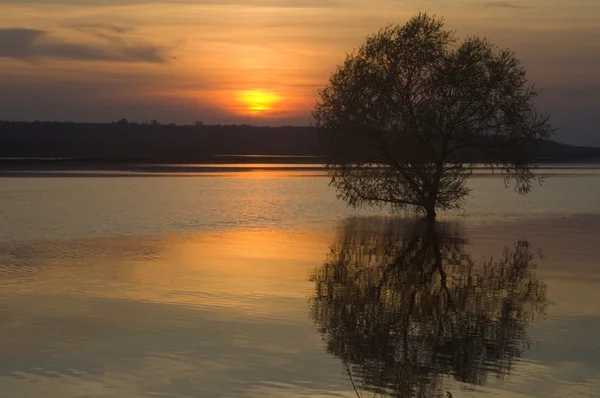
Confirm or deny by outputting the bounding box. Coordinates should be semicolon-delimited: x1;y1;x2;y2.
0;28;41;58
485;1;530;8
66;23;131;35
0;28;166;63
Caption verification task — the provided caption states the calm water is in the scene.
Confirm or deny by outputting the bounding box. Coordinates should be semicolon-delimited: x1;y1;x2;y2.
1;166;600;397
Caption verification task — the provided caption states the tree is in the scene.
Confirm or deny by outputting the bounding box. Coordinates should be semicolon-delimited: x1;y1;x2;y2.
313;14;554;219
310;217;547;397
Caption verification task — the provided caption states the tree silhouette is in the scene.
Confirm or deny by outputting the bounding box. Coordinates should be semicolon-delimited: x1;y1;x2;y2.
310;218;547;397
313;14;553;219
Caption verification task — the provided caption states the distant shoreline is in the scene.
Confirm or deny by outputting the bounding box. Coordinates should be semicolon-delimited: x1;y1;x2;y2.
2;122;600;163
1;158;599;178
0;158;326;177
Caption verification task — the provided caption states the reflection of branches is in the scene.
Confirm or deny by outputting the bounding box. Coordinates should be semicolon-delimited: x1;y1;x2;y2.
310;217;547;397
343;357;363;398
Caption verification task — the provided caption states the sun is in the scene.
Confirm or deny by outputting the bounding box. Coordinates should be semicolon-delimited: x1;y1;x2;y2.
236;90;282;115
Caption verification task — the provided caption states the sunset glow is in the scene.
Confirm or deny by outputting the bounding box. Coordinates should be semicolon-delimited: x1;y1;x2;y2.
0;0;598;144
236;90;282;115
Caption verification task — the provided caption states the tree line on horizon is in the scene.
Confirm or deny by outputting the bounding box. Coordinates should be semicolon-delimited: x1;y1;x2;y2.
0;119;308;128
0;121;320;161
0;119;599;164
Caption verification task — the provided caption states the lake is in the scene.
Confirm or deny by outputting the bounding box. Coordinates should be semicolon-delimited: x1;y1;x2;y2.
1;165;600;397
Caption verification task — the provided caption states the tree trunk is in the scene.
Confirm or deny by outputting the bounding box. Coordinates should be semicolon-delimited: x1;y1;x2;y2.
425;203;437;220
425;163;443;220
425;182;439;220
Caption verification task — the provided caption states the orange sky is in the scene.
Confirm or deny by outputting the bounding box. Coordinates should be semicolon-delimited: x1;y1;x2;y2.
1;0;599;144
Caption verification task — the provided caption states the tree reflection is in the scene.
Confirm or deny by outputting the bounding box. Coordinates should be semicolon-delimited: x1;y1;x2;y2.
310;218;548;397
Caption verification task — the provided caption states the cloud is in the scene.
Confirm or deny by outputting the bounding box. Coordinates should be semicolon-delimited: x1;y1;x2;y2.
67;23;132;35
485;1;530;9
0;28;41;58
0;28;166;63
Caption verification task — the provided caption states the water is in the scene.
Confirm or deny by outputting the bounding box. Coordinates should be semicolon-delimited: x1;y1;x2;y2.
1;166;600;397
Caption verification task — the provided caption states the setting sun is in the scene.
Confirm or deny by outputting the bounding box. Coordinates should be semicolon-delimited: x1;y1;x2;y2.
236;90;282;115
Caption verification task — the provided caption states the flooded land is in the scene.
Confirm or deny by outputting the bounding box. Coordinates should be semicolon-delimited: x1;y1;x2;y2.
1;165;600;397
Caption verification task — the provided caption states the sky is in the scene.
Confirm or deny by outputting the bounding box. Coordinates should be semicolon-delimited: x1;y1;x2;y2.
1;0;599;145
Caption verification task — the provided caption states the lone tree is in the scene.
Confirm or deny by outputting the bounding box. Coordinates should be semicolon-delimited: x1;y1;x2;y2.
313;13;553;219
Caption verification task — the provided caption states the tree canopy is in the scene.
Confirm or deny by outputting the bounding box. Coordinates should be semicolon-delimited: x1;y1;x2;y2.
313;13;554;219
